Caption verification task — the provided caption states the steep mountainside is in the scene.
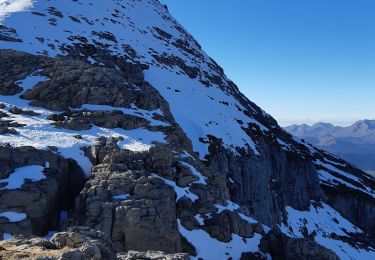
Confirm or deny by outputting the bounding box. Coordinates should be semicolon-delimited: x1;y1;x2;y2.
0;1;375;259
286;120;375;175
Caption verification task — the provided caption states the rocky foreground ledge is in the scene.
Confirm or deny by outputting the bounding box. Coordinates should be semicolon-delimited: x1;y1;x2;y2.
0;226;339;260
0;226;189;260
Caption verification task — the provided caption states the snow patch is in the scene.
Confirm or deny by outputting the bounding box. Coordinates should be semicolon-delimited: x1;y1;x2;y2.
239;213;258;224
150;173;199;202
0;165;45;190
178;220;263;259
16;72;49;93
179;161;207;185
79;104;170;127
0;93;166;175
0;0;33;22
281;202;375;260
0;211;27;222
2;232;12;240
215;200;240;213
112;194;129;200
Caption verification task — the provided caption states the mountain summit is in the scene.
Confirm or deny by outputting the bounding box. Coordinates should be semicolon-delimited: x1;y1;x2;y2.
0;1;374;259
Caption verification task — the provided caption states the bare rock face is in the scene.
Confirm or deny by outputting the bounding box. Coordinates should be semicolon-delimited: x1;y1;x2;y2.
205;135;323;227
282;238;339;260
0;49;168;114
48;110;150;131
260;229;339;260
76;138;182;253
320;165;375;236
0;145;85;237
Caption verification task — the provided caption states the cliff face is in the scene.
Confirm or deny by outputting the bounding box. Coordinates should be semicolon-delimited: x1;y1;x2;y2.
0;1;374;259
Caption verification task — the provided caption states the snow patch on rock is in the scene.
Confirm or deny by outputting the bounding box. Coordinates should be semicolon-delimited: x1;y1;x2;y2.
178;219;263;259
0;211;27;222
0;165;45;190
281;202;375;260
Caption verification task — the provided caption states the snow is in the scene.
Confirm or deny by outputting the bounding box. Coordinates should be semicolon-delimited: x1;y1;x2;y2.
316;236;375;260
194;214;205;225
179;161;207;185
322;157;347;167
145;66;261;159
0;0;33;22
179;150;194;159
0;121;166;175
0;211;27;222
0;86;167;175
214;201;259;225
150;173;199;202
178;219;263;260
112;194;129;200
16;73;49;93
215;200;240;213
0;165;45;190
318;170;375;198
0;0;267;159
281;202;375;260
2;232;12;240
315;160;375;198
277;138;292;151
316;160;362;184
1;3;374;258
44;231;56;240
239;213;258;224
78;104;170;127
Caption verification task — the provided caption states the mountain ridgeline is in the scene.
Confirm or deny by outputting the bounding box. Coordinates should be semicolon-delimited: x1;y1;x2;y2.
285;120;375;176
0;0;374;259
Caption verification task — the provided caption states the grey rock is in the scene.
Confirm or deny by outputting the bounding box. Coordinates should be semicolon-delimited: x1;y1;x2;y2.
0;146;85;236
117;250;189;260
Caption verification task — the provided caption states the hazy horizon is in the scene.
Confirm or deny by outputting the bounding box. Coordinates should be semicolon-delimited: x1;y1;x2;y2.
162;0;375;126
278;118;365;127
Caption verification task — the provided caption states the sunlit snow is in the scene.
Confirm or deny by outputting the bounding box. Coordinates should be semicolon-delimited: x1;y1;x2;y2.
281;202;375;260
179;219;263;259
0;165;45;190
151;173;199;202
0;211;27;222
0;0;33;22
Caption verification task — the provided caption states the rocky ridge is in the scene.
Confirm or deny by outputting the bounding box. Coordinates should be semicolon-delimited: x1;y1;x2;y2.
0;0;374;259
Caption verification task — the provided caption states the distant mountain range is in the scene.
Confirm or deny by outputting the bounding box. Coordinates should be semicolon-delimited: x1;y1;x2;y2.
285;120;375;175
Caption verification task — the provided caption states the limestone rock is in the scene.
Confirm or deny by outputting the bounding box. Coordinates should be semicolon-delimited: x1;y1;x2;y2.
0;227;115;260
117;250;189;260
0;146;85;236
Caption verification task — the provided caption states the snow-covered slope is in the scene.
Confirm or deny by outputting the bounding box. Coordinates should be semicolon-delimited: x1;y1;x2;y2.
0;0;274;159
1;1;375;259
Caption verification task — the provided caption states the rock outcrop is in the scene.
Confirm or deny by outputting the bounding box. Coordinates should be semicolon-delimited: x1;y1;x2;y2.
260;229;339;260
0;145;85;237
0;226;115;259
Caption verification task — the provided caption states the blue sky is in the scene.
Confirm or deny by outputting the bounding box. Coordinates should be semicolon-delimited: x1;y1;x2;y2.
161;0;375;126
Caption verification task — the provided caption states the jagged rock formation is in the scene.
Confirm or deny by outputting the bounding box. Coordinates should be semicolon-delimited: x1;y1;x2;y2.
0;0;374;259
0;145;84;237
